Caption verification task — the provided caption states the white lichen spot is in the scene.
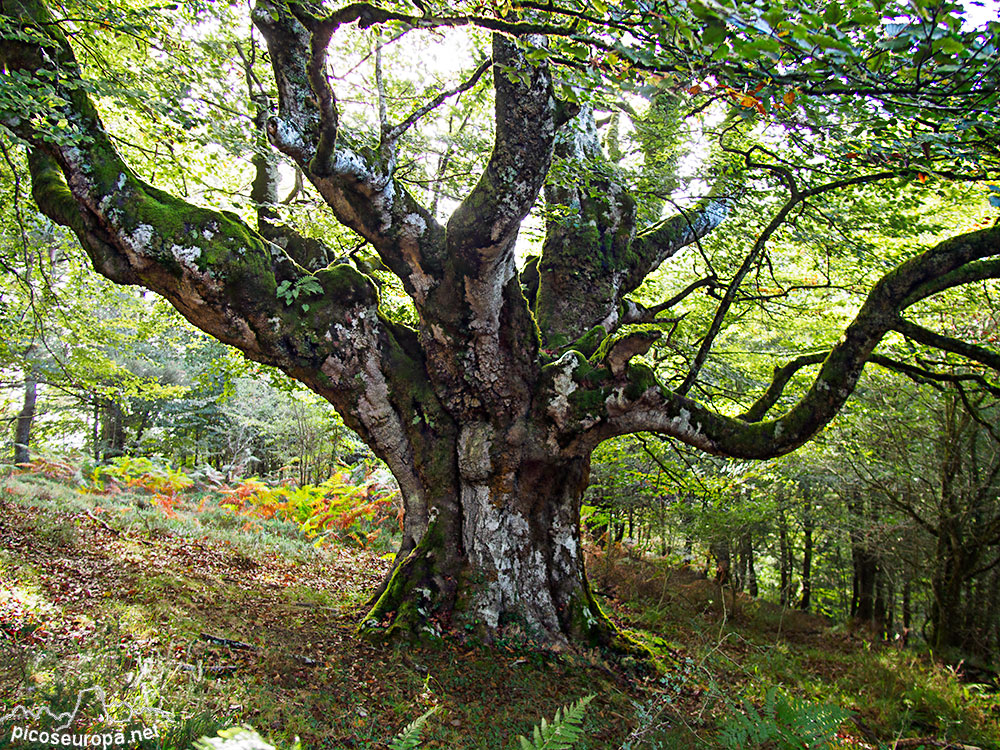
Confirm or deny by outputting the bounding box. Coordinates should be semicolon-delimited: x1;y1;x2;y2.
126;224;156;253
271;118;307;153
551;517;578;562
170;244;202;266
401;213;427;239
668;408;695;436
332;148;370;180
63;146;85;170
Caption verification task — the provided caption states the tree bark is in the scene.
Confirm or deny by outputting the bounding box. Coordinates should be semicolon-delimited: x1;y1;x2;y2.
848;492;881;626
929;532;977;652
741;532;758;597
363;449;622;647
13;373;37;465
778;494;795;606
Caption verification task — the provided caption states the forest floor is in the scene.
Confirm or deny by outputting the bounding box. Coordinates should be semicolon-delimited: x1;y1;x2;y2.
0;468;998;750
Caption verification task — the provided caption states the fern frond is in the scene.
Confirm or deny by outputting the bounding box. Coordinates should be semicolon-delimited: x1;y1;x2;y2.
388;705;440;750
517;695;595;750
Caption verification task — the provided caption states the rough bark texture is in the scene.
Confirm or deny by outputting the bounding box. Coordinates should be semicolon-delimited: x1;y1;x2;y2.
3;0;1000;648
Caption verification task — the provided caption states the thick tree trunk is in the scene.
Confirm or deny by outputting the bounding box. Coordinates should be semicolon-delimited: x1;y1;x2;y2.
9;0;1000;655
363;446;623;649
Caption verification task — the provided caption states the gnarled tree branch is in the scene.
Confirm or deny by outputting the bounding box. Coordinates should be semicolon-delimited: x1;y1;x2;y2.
446;34;556;264
547;224;1000;458
893;317;1000;371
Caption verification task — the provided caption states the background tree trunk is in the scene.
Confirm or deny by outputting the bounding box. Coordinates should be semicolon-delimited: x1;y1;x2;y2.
799;498;814;610
13;373;37;465
98;399;126;460
741;532;758;597
778;495;795;606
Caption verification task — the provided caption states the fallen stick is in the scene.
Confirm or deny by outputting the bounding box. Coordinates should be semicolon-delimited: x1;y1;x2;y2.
83;510;152;546
176;663;239;676
84;509;120;536
198;634;322;667
198;632;259;651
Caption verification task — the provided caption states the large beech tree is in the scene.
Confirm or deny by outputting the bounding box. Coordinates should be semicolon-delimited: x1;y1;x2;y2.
2;0;999;647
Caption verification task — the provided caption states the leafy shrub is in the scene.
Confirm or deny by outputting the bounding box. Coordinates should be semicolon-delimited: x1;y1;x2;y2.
85;456;194;517
213;467;400;548
12;454;79;481
76;454;399;547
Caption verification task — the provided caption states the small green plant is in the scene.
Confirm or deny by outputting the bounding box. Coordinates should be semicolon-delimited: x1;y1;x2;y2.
193;727;275;750
718;687;850;750
275;276;323;311
516;695;594;750
193;727;304;750
388;706;440;750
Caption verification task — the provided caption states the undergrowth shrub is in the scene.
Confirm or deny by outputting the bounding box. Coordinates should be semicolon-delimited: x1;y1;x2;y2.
84;456;194;518
47;452;402;550
10;454;78;479
212;468;400;549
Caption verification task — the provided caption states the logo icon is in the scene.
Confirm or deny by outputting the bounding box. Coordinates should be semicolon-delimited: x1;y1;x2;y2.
3;685;173;747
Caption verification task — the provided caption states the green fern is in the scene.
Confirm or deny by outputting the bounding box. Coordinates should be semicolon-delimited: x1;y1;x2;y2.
718;687;850;749
517;695;595;750
388;705;440;750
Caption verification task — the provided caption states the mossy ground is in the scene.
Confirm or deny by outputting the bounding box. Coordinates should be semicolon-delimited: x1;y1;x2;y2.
1;468;997;749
